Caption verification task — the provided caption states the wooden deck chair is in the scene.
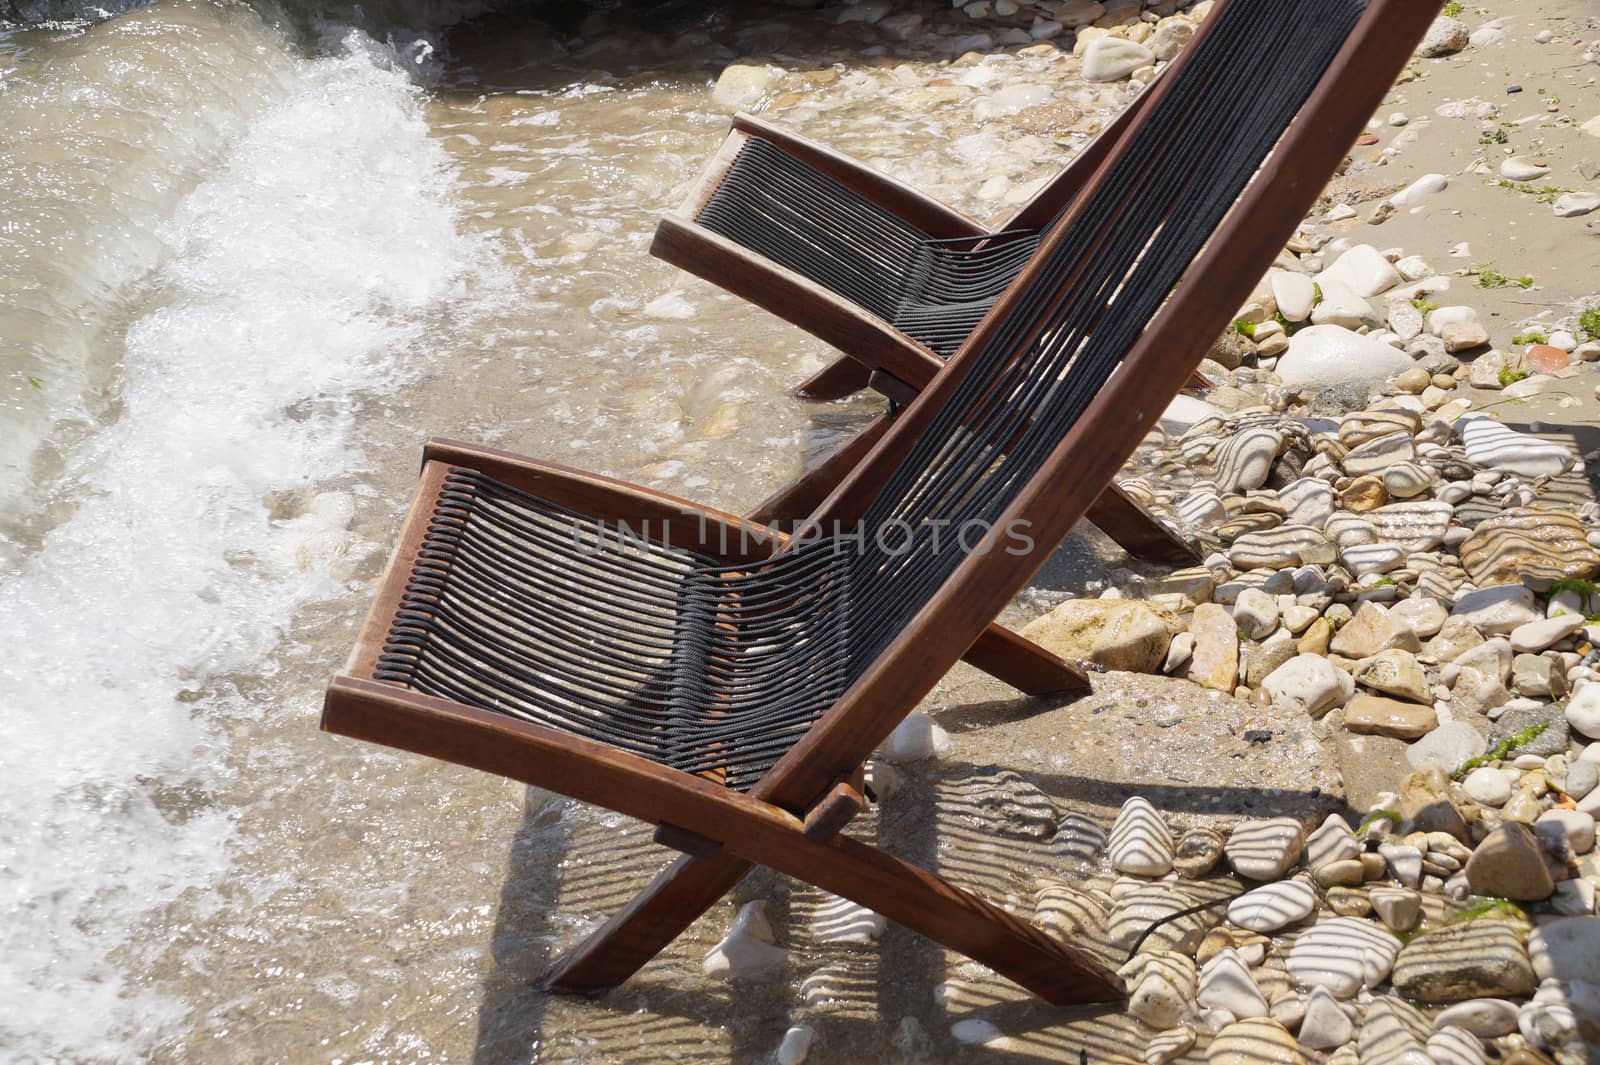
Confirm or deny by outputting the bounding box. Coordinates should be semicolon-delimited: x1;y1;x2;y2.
323;0;1437;1008
649;61;1200;562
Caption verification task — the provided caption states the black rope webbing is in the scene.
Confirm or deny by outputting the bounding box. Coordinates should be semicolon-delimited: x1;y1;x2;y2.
378;0;1366;790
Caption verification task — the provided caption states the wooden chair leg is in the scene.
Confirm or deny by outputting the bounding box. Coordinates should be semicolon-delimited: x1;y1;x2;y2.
544;850;755;994
965;626;1090;696
1084;484;1201;565
793;354;873;401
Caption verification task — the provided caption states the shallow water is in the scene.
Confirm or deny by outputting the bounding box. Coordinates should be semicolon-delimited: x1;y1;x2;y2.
0;0;1135;1059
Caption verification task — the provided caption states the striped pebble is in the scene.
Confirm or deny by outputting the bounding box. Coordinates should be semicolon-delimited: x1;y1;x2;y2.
1145;1026;1196;1065
1198;947;1270;1018
1458;508;1600;588
1225;818;1305;880
1340;409;1421;448
1120;951;1198;1029
1458;414;1575;478
1382;461;1434;500
1109;796;1174;877
1326;513;1379;547
1343;431;1416;477
1342;540;1406;578
1425;1024;1487;1065
1108;883;1207;954
1305;814;1360;871
1051;812;1107;869
1227;879;1318;932
1358;996;1432;1065
1207;1018;1306;1065
1178;488;1229;528
1213;427;1284;493
1286;917;1401;998
1034;880;1110;944
1228;523;1338;570
1366;501;1454;552
1279;478;1336;527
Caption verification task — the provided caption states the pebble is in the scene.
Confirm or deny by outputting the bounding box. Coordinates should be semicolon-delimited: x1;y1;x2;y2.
1108;882;1208;954
1368;886;1421;932
1286;917;1401;998
1565;684;1600;739
703;900;788;978
1462;766;1520;806
1228;879;1319;932
1052;811;1108;869
1226;818;1305;880
1199;947;1270;1019
1146;1027;1196;1065
1552;191;1600;217
1271;270;1316;323
1306;813;1360;870
1463;823;1555;900
1260;655;1354;718
1450;586;1539;635
1208;1019;1306;1065
1458;416;1576;478
1344;431;1416;477
1533;809;1595;854
1360;997;1433;1065
1353;651;1431;704
1189;602;1241;693
1318;244;1401;298
1344;693;1438;739
1332;602;1423;658
1528;916;1600;984
1500;156;1551;181
1173;825;1227;878
1391;919;1539;1002
1416;14;1469;57
1434;998;1521;1037
1459;509;1600;588
1214;427;1283;493
810;893;885;945
1109;796;1174;877
1510;614;1585;653
1121;950;1198;1029
1277;325;1413;390
776;1025;814;1065
1424;1024;1487;1065
1082;36;1154;81
1391;173;1448;207
1406;721;1487;773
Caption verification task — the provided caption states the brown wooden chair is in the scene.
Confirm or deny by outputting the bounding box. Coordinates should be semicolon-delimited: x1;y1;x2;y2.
322;0;1435;1008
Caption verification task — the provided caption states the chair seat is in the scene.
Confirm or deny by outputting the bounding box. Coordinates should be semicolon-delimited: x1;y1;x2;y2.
373;466;852;791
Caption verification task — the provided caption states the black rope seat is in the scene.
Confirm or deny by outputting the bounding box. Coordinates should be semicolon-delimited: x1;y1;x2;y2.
375;0;1366;792
697;135;1044;357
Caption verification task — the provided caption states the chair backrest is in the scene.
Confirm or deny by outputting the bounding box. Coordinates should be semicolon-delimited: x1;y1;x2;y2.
733;0;1439;806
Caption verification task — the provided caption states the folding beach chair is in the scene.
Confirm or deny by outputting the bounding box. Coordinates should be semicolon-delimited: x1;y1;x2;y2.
650;68;1198;561
323;0;1435;1006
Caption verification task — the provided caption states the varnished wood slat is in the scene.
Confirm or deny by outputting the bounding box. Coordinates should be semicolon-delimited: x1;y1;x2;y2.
746;414;894;528
792;356;874;400
1085;485;1202;565
964;625;1090;697
801;778;865;841
323;678;1124;1005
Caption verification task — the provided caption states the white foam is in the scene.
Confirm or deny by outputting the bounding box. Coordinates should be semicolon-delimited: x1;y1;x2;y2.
0;31;479;1059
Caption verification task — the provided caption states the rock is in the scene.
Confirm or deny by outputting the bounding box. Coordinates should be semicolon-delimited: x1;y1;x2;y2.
1462;766;1520;806
1344;693;1438;739
1109;796;1174;877
1035;880;1108;945
1226;818;1305;880
1280;479;1336;527
1398;768;1470;840
1277;325;1414;391
1391;919;1538;1002
1286;917;1401;998
1389;301;1427;341
1552;192;1600;218
1174;826;1226;878
1360;997;1433;1065
1393;598;1448;640
1395;367;1432;394
1380;842;1424;887
1353;651;1431;704
1459;509;1600;588
1340;476;1389;513
1164;631;1196;674
1243;633;1299;689
1488;704;1569;758
1312;278;1377;329
776;1025;814;1065
1524;345;1571;374
1567;685;1600;740
704;900;789;977
1318;244;1401;299
1021;599;1177;673
1208;1019;1306;1065
1261;655;1354;718
1215;427;1284;493
1416;15;1469;57
1344;432;1417;477
1147;17;1194;60
1451;586;1539;635
1333;603;1423;658
1299;986;1354;1050
1189;602;1240;693
1109;882;1208;954
883;711;949;761
1464;824;1555;900
1391;174;1448;207
1368;886;1421;932
1272;270;1317;323
1458;416;1576;479
1528;917;1600;984
1441;321;1490;353
1208;328;1254;371
1121;950;1198;1029
1199;948;1270;1018
1146;1027;1197;1065
1406;722;1487;775
1162;394;1228;434
1052;811;1108;869
1230;524;1337;570
1229;879;1319;932
1434;998;1521;1037
712;64;780;109
1534;809;1595;855
810;893;885;945
1235;588;1282;640
1501;156;1552;181
1344;541;1406;579
1298;618;1334;656
1082;36;1154;81
1384;463;1433;500
1307;814;1361;870
1511;615;1585;653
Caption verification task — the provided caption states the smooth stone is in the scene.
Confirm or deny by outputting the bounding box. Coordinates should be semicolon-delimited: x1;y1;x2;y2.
1318;244;1402;298
1528;917;1600;984
1425;1023;1487;1065
1162;394;1229;434
883;711;949;761
1416;14;1469;56
1340;410;1422;449
1353;651;1431;704
810;893;885;945
1215;427;1284;493
1146;1027;1197;1065
1298;986;1354;1050
1109;882;1208;954
1208;1019;1306;1065
1228;879;1319;932
1552;192;1600;218
1451;586;1539;635
1384;463;1434;499
1340;476;1389;513
1121;950;1199;1029
1360;997;1433;1065
1393;597;1448;639
1458;415;1576;479
1344;693;1438;739
1433;998;1521;1037
1392;919;1539;1002
1462;766;1520;806
1021;598;1177;673
1034;880;1109;945
1391;173;1448;207
1459;509;1600;589
1235;590;1283;640
1277;325;1413;391
1174;825;1227;878
1369;886;1422;932
1280;478;1336;527
1272;270;1316;323
711;64;780;109
1311;278;1377;329
1441;321;1490;353
1286;917;1401;998
1230;524;1337;570
1344;431;1417;477
1534;809;1595;855
1501;156;1552;181
1405;722;1486;774
1226;818;1305;881
1488;704;1569;758
1081;36;1154;81
703;900;789;977
1199;948;1270;1019
1399;768;1470;841
1332;603;1423;658
1380;843;1425;888
1189;602;1241;693
1109;796;1175;877
1511;614;1585;653
1261;655;1355;718
1052;811;1108;869
1306;813;1361;870
776;1025;814;1065
1564;683;1600;739
1464;823;1555;900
